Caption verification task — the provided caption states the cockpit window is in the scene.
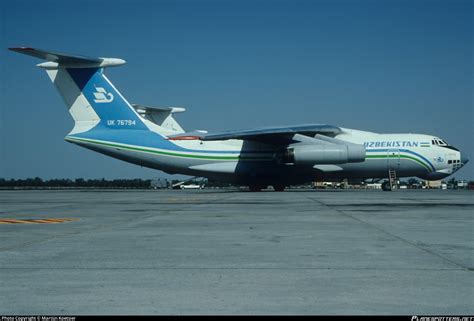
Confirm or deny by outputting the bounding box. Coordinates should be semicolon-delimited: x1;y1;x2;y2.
435;137;459;151
432;138;449;146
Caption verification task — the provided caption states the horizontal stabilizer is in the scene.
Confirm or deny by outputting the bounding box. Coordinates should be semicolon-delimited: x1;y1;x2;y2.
131;104;186;133
132;104;186;114
9;47;126;68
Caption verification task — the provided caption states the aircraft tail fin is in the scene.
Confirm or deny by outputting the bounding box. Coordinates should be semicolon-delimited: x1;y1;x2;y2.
9;47;148;134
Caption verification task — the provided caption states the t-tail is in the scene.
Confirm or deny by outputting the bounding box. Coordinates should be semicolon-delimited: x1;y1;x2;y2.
9;47;148;135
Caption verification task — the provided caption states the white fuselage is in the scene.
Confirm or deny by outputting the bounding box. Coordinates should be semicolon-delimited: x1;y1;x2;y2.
66;127;465;186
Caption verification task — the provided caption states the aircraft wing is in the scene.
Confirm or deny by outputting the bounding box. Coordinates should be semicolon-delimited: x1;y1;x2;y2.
169;124;342;144
201;124;341;141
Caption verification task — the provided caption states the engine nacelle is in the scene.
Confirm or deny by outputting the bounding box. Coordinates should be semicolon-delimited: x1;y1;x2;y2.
279;143;365;165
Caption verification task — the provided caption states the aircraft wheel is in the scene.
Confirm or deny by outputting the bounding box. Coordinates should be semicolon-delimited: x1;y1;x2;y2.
249;185;263;192
381;181;392;191
273;184;285;192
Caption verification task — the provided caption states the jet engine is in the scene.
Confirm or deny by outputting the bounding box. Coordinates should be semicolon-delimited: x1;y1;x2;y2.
277;134;366;165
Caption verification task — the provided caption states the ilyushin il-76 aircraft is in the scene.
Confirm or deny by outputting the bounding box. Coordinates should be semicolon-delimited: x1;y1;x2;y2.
10;47;468;191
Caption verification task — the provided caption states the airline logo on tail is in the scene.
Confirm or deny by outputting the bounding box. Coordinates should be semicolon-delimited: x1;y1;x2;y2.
93;86;114;103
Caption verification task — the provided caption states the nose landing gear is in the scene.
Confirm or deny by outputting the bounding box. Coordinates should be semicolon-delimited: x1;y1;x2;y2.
382;168;398;191
273;185;286;192
381;181;392;191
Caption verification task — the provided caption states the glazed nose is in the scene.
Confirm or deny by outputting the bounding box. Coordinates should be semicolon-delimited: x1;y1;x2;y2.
461;153;469;165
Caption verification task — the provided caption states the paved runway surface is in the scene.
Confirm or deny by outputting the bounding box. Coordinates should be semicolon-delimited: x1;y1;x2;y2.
0;189;473;315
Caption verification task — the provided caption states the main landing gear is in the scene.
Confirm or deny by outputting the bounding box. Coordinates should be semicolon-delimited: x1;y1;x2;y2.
248;185;286;192
249;185;264;192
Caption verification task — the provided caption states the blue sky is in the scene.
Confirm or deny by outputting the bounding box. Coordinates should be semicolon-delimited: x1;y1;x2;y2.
0;0;472;180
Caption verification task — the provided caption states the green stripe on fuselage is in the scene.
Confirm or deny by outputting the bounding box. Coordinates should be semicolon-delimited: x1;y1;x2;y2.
365;154;431;171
